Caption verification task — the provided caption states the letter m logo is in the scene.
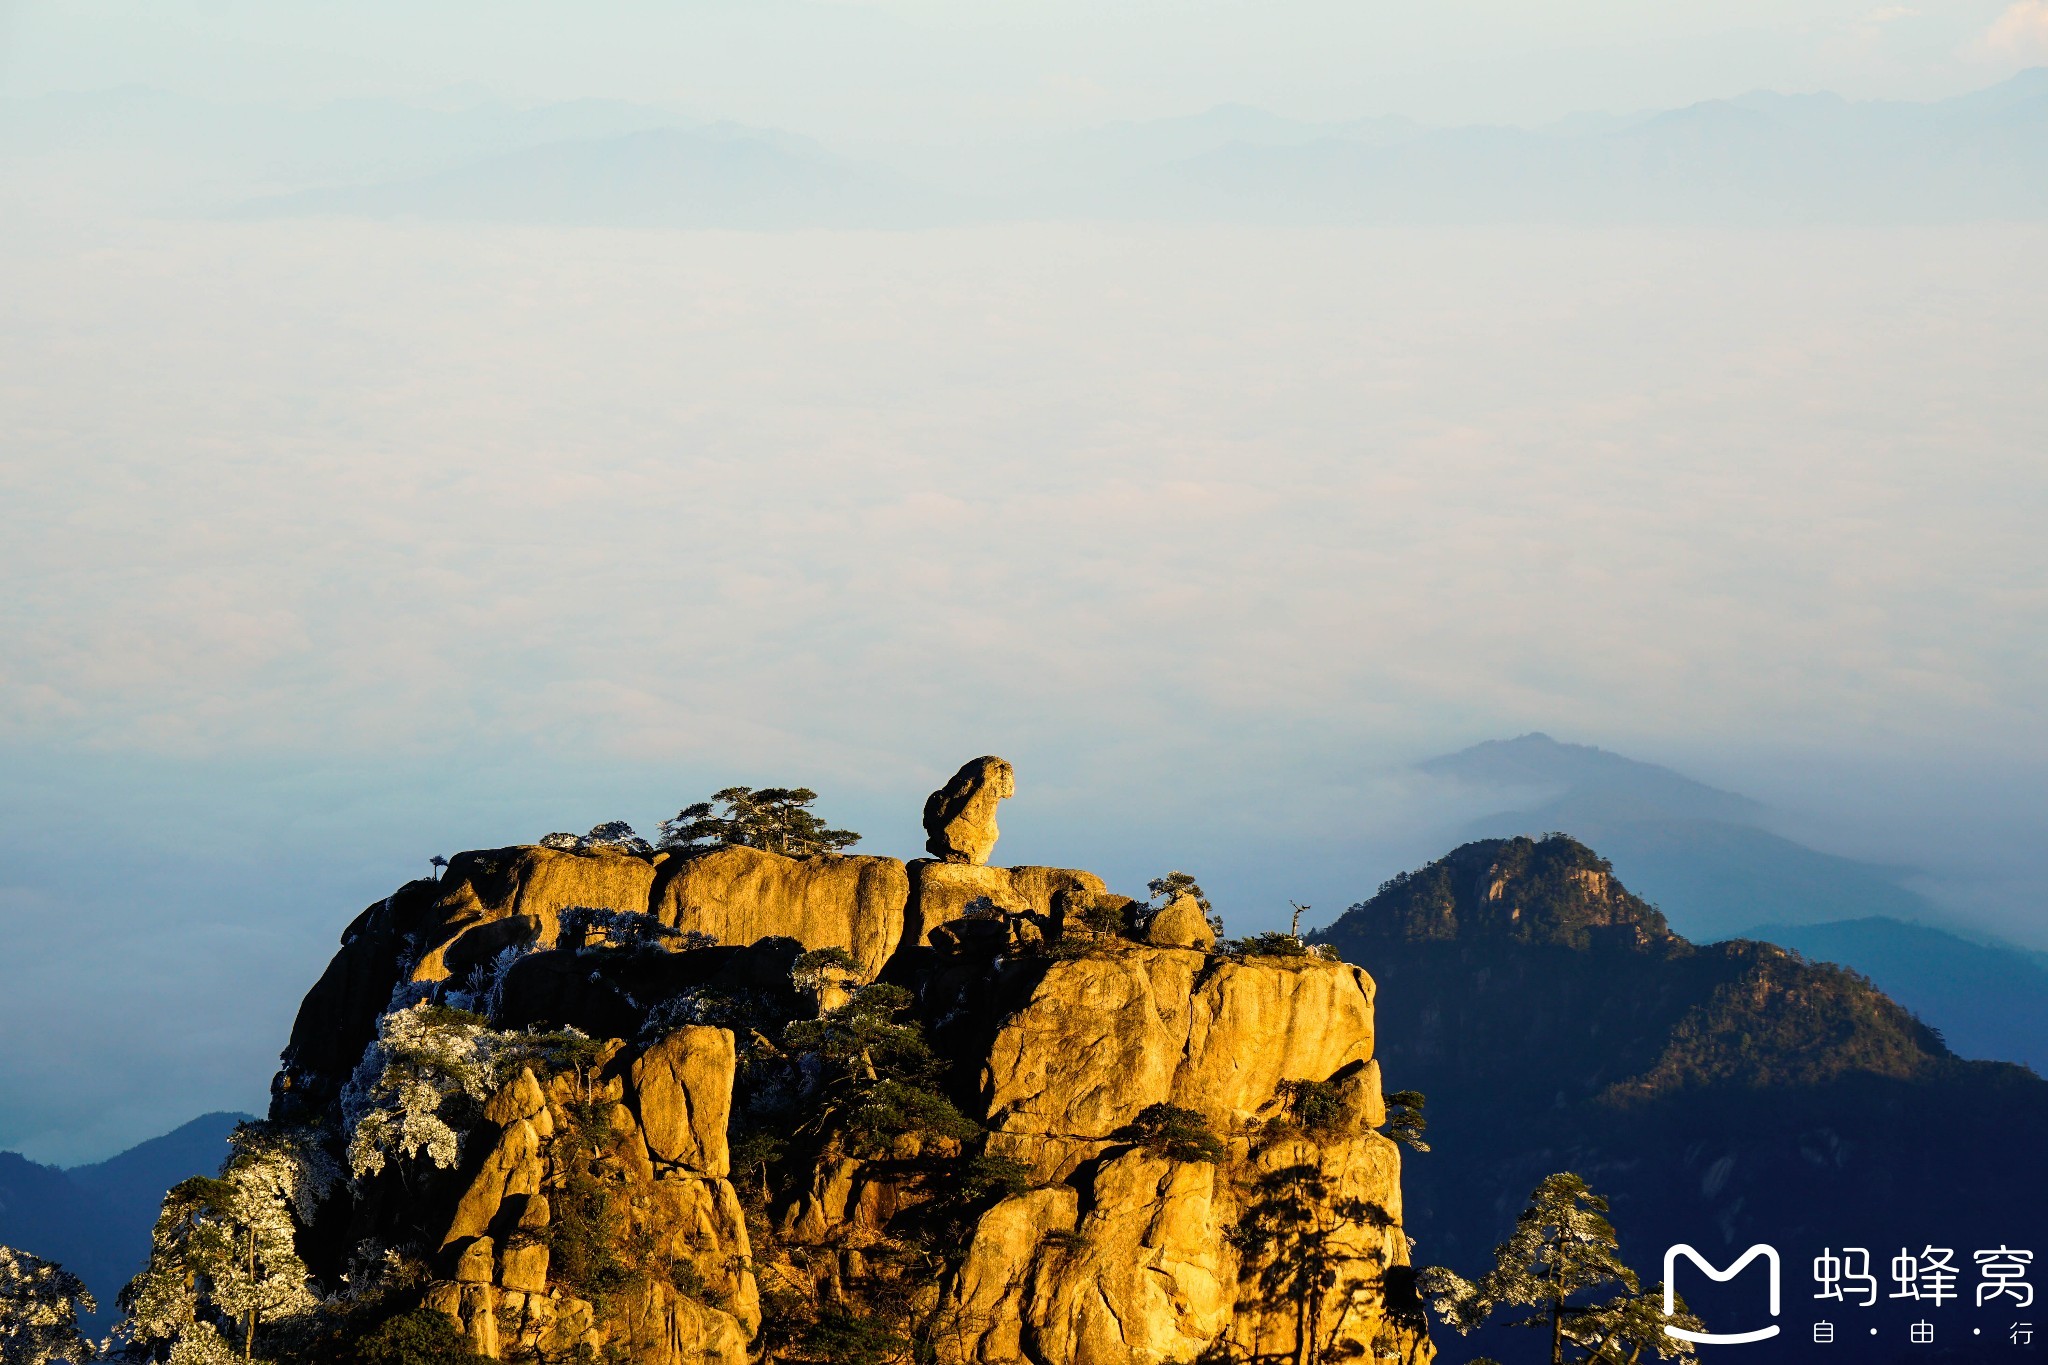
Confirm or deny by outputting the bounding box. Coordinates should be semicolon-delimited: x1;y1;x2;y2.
1664;1243;1782;1345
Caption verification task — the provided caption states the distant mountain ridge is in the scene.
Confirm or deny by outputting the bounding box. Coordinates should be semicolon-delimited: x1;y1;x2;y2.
1313;834;2048;1364
7;70;2043;225
241;125;942;230
1421;732;2048;1074
1131;69;2048;224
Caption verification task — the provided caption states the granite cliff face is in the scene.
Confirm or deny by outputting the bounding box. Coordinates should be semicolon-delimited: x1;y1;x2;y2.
270;765;1433;1365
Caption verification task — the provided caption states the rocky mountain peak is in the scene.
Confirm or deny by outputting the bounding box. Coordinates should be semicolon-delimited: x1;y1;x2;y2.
261;761;1434;1365
1330;833;1673;950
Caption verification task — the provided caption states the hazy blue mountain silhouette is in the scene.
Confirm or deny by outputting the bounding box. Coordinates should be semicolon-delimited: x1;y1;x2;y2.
1423;733;2047;1073
242;125;946;229
0;1112;249;1334
15;72;2043;226
1135;68;2048;224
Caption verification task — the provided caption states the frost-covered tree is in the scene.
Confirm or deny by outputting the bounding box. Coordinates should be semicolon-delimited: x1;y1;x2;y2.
1422;1172;1641;1365
658;787;859;858
538;823;653;856
0;1245;96;1365
557;905;682;954
116;1125;333;1364
579;821;652;855
341;1001;504;1180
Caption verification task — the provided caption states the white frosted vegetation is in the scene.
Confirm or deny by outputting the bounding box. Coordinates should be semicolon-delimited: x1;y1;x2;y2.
341;1000;503;1179
0;1245;97;1365
4;213;2047;1167
117;1125;334;1364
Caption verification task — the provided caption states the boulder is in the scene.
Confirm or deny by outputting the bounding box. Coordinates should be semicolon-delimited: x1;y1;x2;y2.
411;845;660;983
922;757;1015;865
426;1281;502;1356
983;952;1377;1146
638;1177;760;1333
1145;894;1216;949
454;1237;495;1284
630;1026;736;1177
1023;1151;1233;1365
940;1132;1423;1365
652;845;910;979
943;1187;1080;1363
498;1237;550;1293
907;861;1107;945
625;1279;752;1365
443;1118;544;1247
483;1067;550;1129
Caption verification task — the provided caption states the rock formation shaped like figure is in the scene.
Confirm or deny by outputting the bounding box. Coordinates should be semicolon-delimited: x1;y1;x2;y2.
922;755;1015;865
262;764;1434;1365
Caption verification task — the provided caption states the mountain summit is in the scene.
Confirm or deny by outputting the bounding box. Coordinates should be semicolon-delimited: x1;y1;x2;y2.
245;760;1435;1364
1313;833;2047;1362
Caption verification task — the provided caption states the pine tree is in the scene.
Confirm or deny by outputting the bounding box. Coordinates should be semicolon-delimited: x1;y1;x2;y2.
0;1246;96;1365
1422;1172;1642;1365
116;1125;334;1363
1225;1164;1395;1365
659;787;860;858
1381;1090;1430;1152
1569;1284;1703;1364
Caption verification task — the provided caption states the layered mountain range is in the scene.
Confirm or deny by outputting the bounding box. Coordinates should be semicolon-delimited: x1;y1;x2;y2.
1314;833;2048;1363
7;69;2044;225
1425;733;2048;1075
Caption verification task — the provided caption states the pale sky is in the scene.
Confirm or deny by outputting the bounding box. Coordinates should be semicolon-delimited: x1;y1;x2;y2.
3;0;2047;134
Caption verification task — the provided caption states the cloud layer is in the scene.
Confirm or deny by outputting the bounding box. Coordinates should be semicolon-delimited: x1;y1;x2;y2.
3;209;2046;1159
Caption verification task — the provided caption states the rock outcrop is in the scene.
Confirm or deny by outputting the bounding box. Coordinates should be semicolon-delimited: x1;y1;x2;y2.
922;756;1015;865
269;762;1432;1365
1144;892;1217;949
653;845;912;979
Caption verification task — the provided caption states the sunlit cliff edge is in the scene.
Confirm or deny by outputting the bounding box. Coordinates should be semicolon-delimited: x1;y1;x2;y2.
270;759;1435;1365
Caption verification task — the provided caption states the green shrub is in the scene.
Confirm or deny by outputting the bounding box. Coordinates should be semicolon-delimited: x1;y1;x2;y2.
844;1079;979;1157
797;1307;913;1365
1229;932;1309;959
658;787;860;857
1275;1078;1346;1134
1080;899;1129;935
793;946;860;978
350;1307;493;1365
1118;1103;1227;1163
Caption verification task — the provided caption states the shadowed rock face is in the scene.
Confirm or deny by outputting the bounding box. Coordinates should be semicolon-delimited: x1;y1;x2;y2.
1314;832;2048;1365
271;781;1431;1365
922;755;1015;865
